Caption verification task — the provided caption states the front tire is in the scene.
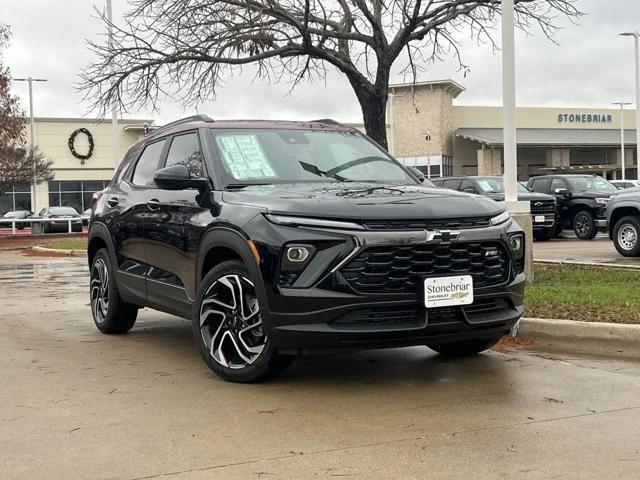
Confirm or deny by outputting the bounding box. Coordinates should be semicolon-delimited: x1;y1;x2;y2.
90;248;138;333
428;336;503;357
573;210;597;240
193;260;293;383
613;215;640;256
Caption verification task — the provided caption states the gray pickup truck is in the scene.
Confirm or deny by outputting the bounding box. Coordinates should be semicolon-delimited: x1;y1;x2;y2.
607;188;640;256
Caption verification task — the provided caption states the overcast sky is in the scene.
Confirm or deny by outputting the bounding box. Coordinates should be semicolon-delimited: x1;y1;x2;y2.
2;0;639;125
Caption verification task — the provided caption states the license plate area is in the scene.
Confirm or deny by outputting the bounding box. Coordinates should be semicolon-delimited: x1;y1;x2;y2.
424;275;474;308
534;215;546;223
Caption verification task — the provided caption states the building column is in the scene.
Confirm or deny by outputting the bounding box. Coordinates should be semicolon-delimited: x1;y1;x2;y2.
33;182;49;213
546;149;570;168
477;148;502;175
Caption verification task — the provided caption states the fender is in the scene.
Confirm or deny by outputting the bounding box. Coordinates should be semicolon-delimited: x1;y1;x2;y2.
195;226;267;307
87;222;117;268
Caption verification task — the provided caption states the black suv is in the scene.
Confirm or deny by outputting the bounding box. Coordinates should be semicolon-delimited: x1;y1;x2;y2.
88;116;525;382
607;189;640;256
527;174;618;239
432;176;557;241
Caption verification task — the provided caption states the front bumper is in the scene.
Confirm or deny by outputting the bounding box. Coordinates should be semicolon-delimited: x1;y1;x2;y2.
267;275;524;354
247;217;525;354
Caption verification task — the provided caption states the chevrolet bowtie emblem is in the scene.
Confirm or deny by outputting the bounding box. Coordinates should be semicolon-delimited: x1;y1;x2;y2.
426;230;460;244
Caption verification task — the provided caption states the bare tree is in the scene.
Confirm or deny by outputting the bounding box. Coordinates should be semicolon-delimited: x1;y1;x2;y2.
81;0;582;149
0;24;53;197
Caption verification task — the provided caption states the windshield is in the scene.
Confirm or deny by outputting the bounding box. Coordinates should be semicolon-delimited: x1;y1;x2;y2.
475;178;528;194
566;176;617;192
210;129;414;185
49;207;78;215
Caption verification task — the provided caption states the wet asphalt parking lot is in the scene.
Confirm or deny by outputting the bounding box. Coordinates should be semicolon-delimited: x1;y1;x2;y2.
1;250;640;479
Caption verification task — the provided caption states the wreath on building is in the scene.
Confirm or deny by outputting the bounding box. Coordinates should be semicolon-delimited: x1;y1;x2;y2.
68;128;95;164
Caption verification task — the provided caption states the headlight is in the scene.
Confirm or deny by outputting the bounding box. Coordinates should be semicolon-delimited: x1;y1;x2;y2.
490;211;511;226
595;198;610;205
265;214;364;230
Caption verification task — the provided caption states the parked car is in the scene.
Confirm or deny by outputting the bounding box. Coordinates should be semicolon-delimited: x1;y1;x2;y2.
607;189;640;256
431;176;557;241
610;179;640;190
527;174;618;239
81;208;92;226
38;206;83;233
88;115;526;382
0;210;34;230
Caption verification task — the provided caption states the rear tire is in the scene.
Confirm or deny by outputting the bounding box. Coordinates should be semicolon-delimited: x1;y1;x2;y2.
613;215;640;257
90;248;138;333
428;336;503;357
193;260;294;383
573;210;597;240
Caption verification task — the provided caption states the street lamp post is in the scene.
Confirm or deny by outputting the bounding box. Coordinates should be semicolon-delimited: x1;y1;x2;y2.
13;76;48;212
501;0;518;204
107;0;119;166
621;31;640;180
613;101;632;180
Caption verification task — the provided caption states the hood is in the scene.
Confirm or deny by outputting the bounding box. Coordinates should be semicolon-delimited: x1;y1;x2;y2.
573;190;616;199
483;191;555;202
222;182;505;220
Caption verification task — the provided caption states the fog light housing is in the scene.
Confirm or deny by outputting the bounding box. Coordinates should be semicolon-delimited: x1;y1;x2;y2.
509;234;523;254
508;233;525;274
286;246;310;263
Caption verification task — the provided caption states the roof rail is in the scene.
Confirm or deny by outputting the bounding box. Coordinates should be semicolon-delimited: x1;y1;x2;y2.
309;118;342;125
148;114;214;137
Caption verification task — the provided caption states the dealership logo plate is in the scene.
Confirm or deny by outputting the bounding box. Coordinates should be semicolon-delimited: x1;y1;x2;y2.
424;275;474;308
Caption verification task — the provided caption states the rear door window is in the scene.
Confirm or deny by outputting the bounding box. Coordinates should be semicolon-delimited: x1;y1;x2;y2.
131;140;166;187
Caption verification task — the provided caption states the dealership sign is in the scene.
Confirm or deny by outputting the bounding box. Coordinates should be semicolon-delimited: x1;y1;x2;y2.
557;113;613;124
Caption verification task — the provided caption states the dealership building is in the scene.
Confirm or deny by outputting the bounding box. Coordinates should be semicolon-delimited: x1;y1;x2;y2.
2;79;639;214
388;79;639;180
0;117;150;215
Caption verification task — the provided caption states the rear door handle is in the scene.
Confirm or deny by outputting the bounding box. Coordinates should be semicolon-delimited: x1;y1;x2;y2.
146;198;161;210
107;197;119;207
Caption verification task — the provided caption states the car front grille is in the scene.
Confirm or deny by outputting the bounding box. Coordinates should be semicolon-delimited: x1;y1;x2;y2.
363;217;491;231
340;242;510;294
529;200;555;215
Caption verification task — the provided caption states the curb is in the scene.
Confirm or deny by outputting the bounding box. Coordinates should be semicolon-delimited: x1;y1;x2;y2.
519;317;640;360
32;246;87;257
534;258;640;270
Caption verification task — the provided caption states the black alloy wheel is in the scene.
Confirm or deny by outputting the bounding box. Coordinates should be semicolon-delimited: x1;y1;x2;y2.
573;211;597;240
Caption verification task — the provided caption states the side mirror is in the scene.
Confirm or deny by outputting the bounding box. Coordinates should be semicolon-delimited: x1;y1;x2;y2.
407;166;426;182
462;187;478;194
554;188;569;196
154;165;208;191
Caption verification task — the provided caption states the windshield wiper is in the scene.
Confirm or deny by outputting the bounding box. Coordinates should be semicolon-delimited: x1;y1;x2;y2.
298;161;348;182
226;183;269;190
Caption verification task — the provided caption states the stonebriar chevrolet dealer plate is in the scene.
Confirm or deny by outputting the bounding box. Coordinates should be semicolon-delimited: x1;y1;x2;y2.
424;275;474;308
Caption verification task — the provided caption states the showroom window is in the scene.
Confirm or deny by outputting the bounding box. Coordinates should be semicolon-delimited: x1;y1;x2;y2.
48;180;110;213
0;183;32;215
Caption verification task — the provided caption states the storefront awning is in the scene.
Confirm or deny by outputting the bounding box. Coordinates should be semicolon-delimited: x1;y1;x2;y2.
455;128;638;147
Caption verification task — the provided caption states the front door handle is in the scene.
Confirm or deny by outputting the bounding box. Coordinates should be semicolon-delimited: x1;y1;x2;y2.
146;198;161;211
107;197;119;207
